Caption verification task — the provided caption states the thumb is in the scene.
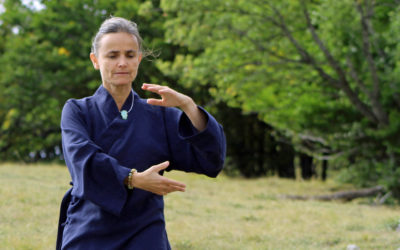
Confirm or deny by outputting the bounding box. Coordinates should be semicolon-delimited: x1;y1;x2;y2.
152;161;170;172
147;98;164;106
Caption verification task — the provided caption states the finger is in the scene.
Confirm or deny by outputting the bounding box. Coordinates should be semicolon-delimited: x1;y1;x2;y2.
144;87;164;94
142;84;174;95
159;89;188;103
158;88;175;95
164;179;186;193
160;182;186;195
169;185;186;192
164;177;186;187
142;83;160;88
164;186;185;194
142;83;163;92
152;161;170;172
147;98;164;106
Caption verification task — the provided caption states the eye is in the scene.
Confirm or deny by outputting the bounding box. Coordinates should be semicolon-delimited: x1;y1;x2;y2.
106;52;118;59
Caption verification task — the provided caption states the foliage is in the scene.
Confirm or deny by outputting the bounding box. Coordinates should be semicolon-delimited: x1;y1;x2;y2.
160;0;400;194
1;0;400;196
0;0;283;178
0;0;171;161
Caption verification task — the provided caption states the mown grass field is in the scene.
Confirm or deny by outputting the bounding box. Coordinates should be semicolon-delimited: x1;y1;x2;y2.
0;163;399;249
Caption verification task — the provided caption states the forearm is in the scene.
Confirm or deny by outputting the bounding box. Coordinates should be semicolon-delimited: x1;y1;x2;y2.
180;98;207;132
164;106;226;177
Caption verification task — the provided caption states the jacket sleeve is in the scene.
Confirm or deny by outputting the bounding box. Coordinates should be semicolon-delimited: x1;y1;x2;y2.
61;100;131;216
164;106;226;177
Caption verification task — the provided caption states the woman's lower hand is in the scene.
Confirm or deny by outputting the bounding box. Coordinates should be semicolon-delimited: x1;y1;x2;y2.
132;161;186;196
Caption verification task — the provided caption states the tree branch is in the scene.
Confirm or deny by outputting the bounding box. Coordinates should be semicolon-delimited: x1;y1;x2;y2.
300;0;379;124
301;0;347;82
282;185;385;201
267;4;342;87
346;56;370;96
355;0;388;125
230;27;305;64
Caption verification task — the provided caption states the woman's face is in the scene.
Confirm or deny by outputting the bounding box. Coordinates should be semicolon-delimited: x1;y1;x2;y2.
90;32;142;90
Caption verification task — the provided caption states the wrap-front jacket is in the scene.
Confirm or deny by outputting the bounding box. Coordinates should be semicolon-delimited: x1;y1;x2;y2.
57;85;226;249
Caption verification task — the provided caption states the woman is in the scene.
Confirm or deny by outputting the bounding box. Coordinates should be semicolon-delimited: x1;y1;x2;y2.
56;17;226;249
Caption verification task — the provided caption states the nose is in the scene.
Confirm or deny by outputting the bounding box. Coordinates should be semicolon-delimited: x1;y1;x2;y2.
117;58;128;68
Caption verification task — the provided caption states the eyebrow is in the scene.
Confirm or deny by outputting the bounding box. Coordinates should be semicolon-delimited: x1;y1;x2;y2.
106;50;137;54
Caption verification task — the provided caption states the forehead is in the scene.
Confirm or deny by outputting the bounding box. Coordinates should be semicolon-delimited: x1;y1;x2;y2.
98;32;139;53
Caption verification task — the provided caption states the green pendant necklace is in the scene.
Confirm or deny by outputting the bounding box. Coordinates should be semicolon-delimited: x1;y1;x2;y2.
120;89;134;120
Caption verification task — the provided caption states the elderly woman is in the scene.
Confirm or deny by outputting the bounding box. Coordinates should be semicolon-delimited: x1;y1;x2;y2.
56;17;226;249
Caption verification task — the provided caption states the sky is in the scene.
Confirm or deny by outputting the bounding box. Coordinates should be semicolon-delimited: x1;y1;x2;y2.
0;0;46;14
0;0;4;14
0;0;45;32
21;0;45;11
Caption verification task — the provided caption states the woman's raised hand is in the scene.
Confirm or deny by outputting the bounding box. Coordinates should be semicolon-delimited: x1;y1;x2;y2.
142;83;193;110
142;83;207;132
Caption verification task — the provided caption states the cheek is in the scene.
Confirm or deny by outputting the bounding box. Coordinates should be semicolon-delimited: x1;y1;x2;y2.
100;62;112;73
132;59;141;68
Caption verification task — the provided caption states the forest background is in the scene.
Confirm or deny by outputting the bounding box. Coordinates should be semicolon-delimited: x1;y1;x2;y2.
0;0;400;202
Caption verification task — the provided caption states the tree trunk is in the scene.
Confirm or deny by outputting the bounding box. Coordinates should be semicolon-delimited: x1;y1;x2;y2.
275;142;296;179
322;158;328;181
300;153;314;180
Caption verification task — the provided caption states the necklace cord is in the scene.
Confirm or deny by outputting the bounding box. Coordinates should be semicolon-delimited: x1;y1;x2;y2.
120;89;134;120
126;89;134;113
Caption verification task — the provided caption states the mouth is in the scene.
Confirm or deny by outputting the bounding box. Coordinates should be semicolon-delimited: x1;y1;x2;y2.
114;72;130;75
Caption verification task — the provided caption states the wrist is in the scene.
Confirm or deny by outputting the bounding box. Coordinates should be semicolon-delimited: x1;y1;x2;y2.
127;169;137;189
131;171;141;189
180;98;196;114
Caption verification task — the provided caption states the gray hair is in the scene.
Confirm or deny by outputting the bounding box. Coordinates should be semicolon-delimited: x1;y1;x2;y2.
91;17;143;56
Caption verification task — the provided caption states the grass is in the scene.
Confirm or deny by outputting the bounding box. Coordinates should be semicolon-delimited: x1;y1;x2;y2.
0;163;399;249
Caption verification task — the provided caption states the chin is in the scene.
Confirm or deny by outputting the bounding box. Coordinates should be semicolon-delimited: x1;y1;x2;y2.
104;81;132;89
113;80;134;86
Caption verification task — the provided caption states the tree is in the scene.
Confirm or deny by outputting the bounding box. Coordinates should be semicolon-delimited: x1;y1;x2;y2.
160;0;400;195
0;0;174;161
0;0;273;179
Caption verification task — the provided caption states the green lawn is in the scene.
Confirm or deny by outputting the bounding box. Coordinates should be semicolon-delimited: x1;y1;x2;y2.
0;163;399;249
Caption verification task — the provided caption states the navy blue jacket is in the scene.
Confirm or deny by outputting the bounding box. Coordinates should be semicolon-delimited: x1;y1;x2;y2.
57;85;226;249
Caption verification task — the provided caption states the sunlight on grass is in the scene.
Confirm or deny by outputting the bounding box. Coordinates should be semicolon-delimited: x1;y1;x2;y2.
0;163;70;249
164;172;400;249
0;164;399;249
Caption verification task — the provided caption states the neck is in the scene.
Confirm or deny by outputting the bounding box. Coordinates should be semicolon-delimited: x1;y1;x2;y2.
103;83;131;111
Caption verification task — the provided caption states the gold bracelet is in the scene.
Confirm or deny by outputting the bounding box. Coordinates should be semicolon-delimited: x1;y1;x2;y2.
128;169;137;190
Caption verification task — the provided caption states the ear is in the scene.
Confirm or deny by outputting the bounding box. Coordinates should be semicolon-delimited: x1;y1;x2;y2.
90;53;100;70
138;52;143;64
